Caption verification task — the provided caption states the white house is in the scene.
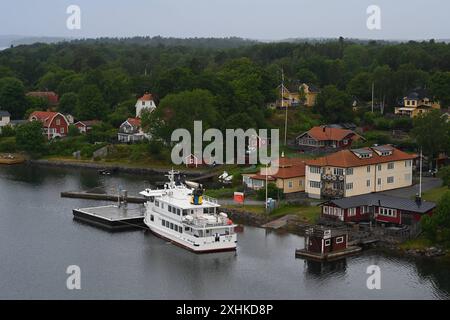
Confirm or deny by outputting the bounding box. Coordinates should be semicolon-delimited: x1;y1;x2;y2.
0;110;11;132
117;118;150;143
135;93;157;118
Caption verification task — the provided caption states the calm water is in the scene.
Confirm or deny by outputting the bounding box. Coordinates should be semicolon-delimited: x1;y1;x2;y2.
0;164;449;300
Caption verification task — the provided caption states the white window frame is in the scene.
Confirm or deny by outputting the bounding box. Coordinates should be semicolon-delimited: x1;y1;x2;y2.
336;236;344;244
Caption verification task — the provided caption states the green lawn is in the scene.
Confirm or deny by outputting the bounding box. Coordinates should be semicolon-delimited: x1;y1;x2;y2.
223;203;321;223
399;237;433;250
421;186;449;203
204;187;236;198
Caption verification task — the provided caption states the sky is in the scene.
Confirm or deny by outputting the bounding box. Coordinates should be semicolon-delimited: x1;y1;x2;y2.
0;0;449;40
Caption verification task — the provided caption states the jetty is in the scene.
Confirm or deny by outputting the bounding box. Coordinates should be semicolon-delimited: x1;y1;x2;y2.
0;153;25;165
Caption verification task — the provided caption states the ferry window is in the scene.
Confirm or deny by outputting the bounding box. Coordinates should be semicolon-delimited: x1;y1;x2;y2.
161;203;165;209
203;208;208;214
170;223;174;229
324;239;331;246
336;237;344;244
168;205;172;212
155;200;159;207
177;209;180;215
184;226;190;231
162;219;165;226
179;228;182;234
150;215;154;222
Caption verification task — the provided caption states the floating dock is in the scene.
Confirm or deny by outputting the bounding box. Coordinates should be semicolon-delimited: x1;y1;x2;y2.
73;204;146;230
295;246;362;261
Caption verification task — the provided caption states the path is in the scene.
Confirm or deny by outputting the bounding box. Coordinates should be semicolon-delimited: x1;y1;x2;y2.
380;177;442;199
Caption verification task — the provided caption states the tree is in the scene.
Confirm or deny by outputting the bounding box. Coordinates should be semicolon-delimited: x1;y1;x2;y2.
146;89;219;143
347;72;372;101
15;121;46;155
59;92;79;114
412;110;450;169
0;77;27;119
257;183;283;201
429;72;450;107
438;166;450;188
314;85;353;123
76;85;108;120
67;124;80;137
422;191;450;245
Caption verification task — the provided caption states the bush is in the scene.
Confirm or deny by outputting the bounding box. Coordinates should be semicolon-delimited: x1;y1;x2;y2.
0;125;15;137
0;137;17;152
256;183;283;201
439;166;450;188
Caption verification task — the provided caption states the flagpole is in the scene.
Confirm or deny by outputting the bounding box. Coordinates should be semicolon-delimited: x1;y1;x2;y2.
282;68;288;146
419;148;423;198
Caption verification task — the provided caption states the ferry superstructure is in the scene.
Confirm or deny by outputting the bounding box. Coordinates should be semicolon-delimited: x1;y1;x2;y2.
140;170;237;253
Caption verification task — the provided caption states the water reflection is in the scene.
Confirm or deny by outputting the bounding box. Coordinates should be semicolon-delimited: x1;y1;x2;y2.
303;259;348;278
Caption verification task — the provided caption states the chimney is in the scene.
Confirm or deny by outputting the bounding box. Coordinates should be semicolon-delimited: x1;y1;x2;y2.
415;193;422;206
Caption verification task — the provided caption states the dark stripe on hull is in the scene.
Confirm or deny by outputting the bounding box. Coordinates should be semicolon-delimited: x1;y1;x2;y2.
148;227;237;254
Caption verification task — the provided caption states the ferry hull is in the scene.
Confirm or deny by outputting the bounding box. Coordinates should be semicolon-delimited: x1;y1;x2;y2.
146;224;237;254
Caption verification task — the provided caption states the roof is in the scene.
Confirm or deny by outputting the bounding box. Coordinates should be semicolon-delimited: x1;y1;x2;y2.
26;91;59;104
76;120;100;127
306;145;417;168
298;126;362;142
0;110;11;117
252;157;306;180
29;111;67;127
138;93;154;101
324;194;436;214
405;88;430;100
126;118;141;128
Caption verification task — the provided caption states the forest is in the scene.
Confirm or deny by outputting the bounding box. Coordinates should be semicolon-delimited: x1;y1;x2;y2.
0;37;450;151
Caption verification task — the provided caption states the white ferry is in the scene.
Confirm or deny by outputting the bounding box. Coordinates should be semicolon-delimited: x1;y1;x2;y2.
140;170;237;253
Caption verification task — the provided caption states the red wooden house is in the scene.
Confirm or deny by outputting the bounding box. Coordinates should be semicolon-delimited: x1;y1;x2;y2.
320;194;436;227
75;120;100;134
28;111;69;139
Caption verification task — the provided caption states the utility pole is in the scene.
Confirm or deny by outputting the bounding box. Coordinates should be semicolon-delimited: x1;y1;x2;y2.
371;82;374;113
419;148;423;198
265;163;268;213
282;68;288;146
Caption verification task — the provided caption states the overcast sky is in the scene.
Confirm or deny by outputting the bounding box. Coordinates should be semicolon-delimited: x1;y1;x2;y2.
1;0;449;40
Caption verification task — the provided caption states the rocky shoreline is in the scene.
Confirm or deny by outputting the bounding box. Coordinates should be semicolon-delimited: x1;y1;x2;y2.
27;159;205;176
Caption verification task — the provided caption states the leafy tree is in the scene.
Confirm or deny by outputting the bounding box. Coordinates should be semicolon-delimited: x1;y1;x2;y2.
59;92;79;115
146;89;219;143
76;85;108;120
429;72;450;107
314;85;353;123
0;77;27;119
68;124;80;137
422;191;450;245
438;166;450;188
15;121;46;155
412;110;450;169
256;183;283;201
347;72;372;101
26;95;48;110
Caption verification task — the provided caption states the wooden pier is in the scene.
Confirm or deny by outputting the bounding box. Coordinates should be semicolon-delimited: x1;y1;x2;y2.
61;191;146;203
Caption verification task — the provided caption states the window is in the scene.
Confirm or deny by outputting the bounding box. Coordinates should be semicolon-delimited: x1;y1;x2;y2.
182;209;188;216
336;236;344;244
155;200;159;207
56;119;60;125
345;182;353;190
177;209;181;216
367;166;371;173
379;207;396;217
162;219;165;227
348;208;356;217
309;166;321;174
170;223;174;229
299;180;303;187
309;181;321;188
288;181;293;188
404;173;411;181
388;162;394;170
161;203;165;209
405;160;412;167
142;101;145;106
387;176;394;184
377;178;381;185
324;239;331;246
346;168;353;175
333;168;344;175
323;206;329;214
168;205;172;212
366;180;371;187
377;164;382;171
150;215;154;221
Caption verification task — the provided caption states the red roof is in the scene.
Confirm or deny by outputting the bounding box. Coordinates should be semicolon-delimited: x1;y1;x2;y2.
29;111;65;127
300;126;361;142
252;157;306;180
306;145;417;168
138;93;153;101
127;118;141;127
26;91;59;104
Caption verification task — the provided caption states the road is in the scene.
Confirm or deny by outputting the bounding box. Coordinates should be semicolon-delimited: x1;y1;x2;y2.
379;177;442;199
